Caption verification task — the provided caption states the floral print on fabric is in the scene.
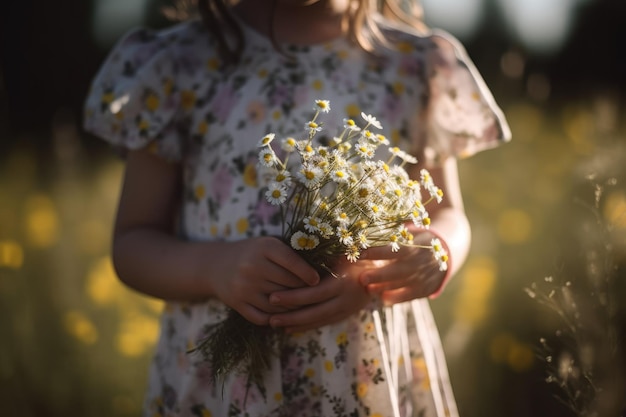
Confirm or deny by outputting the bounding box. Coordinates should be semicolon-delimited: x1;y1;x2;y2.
84;15;510;417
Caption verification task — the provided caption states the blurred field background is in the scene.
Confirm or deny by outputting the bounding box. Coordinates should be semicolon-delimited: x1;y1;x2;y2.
1;0;625;416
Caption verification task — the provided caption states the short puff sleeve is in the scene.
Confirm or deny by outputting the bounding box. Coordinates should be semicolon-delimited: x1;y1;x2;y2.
83;28;184;161
425;30;511;162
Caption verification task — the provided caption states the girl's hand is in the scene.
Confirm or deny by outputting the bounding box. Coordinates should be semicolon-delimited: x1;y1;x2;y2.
267;260;374;333
209;236;320;326
359;242;447;304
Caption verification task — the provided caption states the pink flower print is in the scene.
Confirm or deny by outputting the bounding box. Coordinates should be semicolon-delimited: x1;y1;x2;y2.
193;361;216;390
177;44;204;75
382;93;402;124
356;357;380;383
293;85;310;108
247;99;267;124
269;84;291;108
211;84;239;124
230;374;263;407
254;197;280;226
398;56;421;78
281;353;303;385
209;164;233;205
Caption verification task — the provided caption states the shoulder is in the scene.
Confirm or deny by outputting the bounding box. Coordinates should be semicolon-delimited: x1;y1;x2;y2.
110;19;212;63
374;17;467;63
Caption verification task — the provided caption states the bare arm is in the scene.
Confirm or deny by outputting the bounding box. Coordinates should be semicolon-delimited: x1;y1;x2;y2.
111;148;320;324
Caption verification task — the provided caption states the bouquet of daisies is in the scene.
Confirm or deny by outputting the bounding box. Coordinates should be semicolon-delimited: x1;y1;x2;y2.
192;100;448;391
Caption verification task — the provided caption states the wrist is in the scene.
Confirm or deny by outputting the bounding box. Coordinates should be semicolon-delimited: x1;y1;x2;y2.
193;240;231;300
407;224;453;298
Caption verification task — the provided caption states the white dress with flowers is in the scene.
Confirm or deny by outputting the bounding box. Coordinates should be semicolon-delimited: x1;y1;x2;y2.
84;15;509;417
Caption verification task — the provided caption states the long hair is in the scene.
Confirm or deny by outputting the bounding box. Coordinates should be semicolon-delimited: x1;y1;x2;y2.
164;0;427;65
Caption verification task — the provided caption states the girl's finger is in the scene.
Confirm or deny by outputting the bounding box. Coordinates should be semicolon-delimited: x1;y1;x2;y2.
359;260;418;285
239;304;271;326
269;277;342;308
248;292;292;314
269;300;337;329
366;277;412;293
268;246;320;286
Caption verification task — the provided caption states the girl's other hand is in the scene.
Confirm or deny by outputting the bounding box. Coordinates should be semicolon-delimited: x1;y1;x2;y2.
209;236;320;326
266;259;373;333
358;240;447;304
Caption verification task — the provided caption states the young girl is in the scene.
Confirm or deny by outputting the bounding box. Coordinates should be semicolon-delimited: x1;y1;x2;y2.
84;0;510;415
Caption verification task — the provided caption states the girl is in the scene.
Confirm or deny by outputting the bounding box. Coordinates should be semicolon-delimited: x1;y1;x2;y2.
84;0;510;416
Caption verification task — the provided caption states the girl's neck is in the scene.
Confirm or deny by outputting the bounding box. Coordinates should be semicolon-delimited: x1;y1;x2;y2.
232;0;350;46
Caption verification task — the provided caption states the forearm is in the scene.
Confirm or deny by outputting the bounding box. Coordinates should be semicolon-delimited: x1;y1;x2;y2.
423;206;471;278
112;228;229;302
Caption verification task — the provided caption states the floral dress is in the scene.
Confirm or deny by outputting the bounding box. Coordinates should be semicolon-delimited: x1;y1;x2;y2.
84;14;510;417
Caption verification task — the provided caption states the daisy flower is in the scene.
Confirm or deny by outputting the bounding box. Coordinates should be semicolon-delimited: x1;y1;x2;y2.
316;145;330;158
305;120;323;134
336;227;354;246
291;231;319;250
361;129;375;141
258;148;278;167
398;225;414;243
338;142;352;154
346;245;360;263
297;140;315;158
389;234;401;252
355;181;374;201
426;185;444;203
367;201;382;219
388;146;403;161
282;137;297;152
265;183;288;205
431;238;449;271
361;112;383;129
257;133;275;147
420;169;434;187
331;168;351;184
343;118;361;132
399;151;418;165
303;216;322;233
318;222;334;238
315;99;331;113
355;139;376;159
357;231;370;249
274;170;292;188
296;164;324;189
335;211;350;226
375;134;389;146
